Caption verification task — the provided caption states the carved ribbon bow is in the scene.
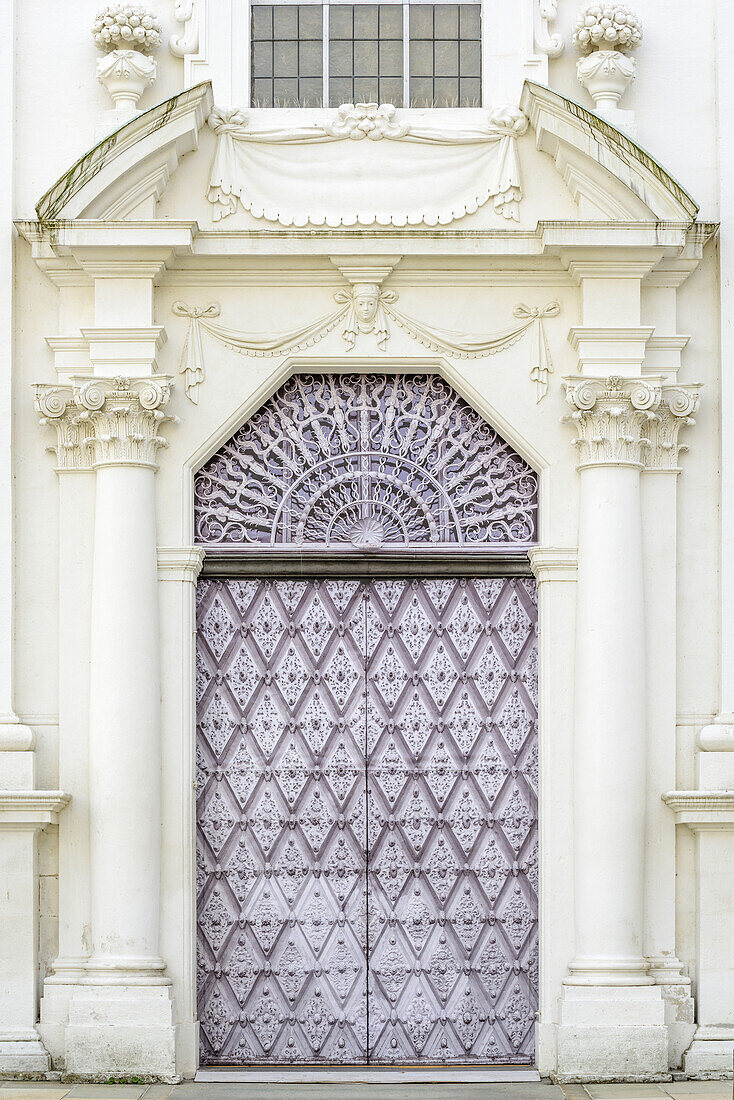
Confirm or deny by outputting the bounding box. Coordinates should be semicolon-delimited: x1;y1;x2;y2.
172;301;221;404
513;301;561;403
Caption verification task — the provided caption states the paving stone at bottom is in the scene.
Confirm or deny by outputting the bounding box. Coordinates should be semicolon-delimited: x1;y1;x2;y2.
0;1091;71;1100
64;1089;146;1099
586;1087;669;1099
171;1083;565;1100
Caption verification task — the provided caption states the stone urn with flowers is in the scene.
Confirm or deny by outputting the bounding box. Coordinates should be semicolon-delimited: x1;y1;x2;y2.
93;3;162;115
573;3;642;120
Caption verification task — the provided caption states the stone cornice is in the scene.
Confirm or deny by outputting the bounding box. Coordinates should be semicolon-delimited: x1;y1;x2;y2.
15;221;714;288
35;375;175;470
0;790;70;829
563;376;699;470
528;546;578;584
662;791;734;829
157;546;205;583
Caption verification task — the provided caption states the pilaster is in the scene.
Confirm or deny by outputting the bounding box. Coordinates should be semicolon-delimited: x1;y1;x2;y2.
0;792;69;1075
663;786;734;1078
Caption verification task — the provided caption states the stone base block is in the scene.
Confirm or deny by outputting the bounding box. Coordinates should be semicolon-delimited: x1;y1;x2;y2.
557;985;669;1080
658;982;696;1070
0;1032;51;1076
683;1027;734;1078
63;985;177;1081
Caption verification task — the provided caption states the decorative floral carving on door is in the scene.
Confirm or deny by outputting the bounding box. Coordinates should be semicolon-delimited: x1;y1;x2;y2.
196;576;538;1065
193;374;538;549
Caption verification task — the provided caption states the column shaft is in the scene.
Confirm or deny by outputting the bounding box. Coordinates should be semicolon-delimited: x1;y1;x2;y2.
87;463;163;972
571;462;648;982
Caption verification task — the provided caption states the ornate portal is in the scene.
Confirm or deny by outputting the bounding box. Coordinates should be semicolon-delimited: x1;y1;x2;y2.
196;577;538;1065
194;373;539;549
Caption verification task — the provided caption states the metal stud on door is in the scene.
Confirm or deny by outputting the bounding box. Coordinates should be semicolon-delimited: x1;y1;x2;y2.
196;579;369;1065
196;576;538;1066
365;578;538;1064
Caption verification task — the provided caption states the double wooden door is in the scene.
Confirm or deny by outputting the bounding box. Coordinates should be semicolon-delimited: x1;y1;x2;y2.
195;577;538;1065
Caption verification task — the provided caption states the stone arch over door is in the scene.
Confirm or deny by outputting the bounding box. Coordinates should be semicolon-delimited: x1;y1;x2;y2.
194;372;539;1066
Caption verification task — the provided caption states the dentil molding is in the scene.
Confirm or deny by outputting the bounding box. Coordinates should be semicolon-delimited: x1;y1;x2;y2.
564;376;700;469
34;376;175;470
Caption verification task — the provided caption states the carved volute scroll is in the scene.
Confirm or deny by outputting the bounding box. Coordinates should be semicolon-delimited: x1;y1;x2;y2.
193;374;539;550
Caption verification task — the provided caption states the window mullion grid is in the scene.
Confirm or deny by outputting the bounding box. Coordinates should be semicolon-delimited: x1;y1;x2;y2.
402;2;409;108
322;0;330;106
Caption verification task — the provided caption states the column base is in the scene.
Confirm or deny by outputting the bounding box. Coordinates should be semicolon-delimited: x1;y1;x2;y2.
646;958;695;1070
683;1026;734;1078
41;979;178;1081
0;1029;51;1076
65;984;177;1081
556;984;669;1081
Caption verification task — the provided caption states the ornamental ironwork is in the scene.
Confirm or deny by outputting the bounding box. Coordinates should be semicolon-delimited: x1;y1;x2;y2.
193;374;538;549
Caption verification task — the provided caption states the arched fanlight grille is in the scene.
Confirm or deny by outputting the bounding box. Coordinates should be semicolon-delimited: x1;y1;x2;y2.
194;373;538;549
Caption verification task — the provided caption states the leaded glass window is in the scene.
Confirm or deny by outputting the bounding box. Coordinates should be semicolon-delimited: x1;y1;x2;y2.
250;1;482;108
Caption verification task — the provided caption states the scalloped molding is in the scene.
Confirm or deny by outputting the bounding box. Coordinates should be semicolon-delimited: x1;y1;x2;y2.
30;81;703;230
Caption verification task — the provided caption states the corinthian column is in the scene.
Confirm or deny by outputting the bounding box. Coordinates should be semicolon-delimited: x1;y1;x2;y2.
35;376;177;1078
557;376;696;1080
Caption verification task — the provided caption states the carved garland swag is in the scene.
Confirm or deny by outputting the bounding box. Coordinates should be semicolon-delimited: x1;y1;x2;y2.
173;291;560;405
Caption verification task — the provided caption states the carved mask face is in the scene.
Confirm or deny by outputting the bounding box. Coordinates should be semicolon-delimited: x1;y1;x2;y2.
353;284;380;325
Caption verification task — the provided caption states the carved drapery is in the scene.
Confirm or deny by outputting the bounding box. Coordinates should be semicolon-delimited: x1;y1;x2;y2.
35;376;174;468
564;376;700;469
206;104;528;227
172;296;559;405
194;374;538;550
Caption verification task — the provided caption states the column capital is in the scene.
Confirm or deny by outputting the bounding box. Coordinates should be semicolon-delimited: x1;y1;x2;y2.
563;376;699;470
35;375;176;469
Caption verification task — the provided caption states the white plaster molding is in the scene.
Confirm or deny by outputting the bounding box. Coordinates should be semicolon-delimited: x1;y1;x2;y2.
564;376;699;470
96;49;157;115
521;81;699;221
534;0;564;59
157;546;205;583
662;791;734;828
0;791;70;828
206;104;528;226
568;325;654;374
35;376;175;470
576;50;636;136
34;82;212;221
170;0;198;58
528;547;578;584
172;295;560;404
80;326;167;375
699;721;734;751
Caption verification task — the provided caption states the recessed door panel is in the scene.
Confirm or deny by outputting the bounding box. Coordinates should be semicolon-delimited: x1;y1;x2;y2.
196;576;538;1066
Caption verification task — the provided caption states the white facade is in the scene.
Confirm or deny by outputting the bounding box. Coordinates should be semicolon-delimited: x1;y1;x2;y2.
1;0;732;1084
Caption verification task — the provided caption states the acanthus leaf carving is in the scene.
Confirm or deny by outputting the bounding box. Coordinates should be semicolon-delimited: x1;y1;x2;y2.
34;375;174;469
563;376;700;470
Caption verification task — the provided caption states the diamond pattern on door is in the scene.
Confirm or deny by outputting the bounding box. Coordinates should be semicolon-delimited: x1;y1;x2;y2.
197;577;538;1066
